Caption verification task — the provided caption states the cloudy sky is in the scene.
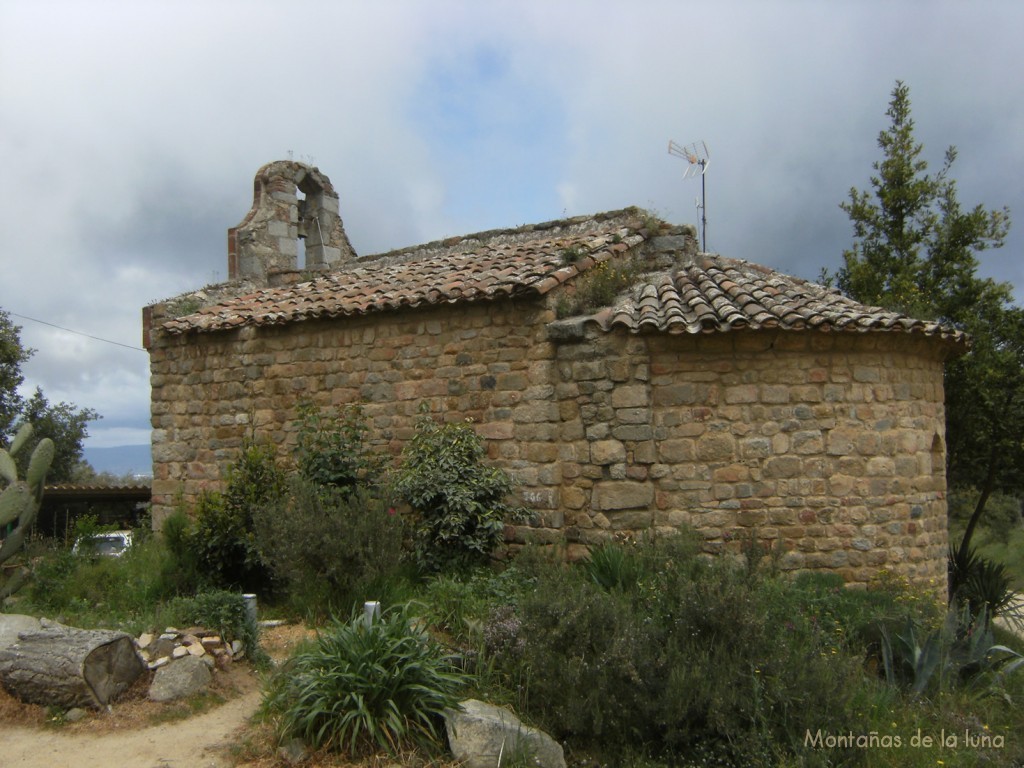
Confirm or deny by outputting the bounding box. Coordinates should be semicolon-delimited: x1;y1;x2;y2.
1;0;1022;474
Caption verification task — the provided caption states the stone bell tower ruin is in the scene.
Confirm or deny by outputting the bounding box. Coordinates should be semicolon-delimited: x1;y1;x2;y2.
227;160;356;285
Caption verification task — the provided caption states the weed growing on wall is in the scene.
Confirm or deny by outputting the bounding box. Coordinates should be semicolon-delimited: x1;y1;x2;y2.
392;414;530;573
555;257;642;318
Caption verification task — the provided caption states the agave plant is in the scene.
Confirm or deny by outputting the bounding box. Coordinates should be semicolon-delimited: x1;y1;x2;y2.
878;603;1024;696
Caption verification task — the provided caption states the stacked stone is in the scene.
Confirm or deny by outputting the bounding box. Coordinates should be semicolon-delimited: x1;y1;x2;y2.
135;627;244;671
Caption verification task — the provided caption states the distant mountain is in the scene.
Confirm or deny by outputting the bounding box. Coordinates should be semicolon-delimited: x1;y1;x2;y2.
82;444;152;479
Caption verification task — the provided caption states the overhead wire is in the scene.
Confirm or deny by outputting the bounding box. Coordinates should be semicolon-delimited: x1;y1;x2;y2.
6;312;146;353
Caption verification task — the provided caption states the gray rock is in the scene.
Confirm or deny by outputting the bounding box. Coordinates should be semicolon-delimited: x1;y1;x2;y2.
445;699;565;768
148;654;212;702
0;614;41;651
277;737;308;765
65;707;88;722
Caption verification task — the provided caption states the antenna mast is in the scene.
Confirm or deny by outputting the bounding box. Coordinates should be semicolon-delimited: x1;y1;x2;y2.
668;139;710;252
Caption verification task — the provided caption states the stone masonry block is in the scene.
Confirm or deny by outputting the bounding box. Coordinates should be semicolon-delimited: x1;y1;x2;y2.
695;433;735;462
658;439;695;463
592;481;655;510
573;361;606;380
512;402;560;423
610;385;648;408
590;440;626;465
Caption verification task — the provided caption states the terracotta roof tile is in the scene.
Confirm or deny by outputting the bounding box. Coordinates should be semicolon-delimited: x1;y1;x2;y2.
159;209;965;348
162;209;646;335
588;254;967;344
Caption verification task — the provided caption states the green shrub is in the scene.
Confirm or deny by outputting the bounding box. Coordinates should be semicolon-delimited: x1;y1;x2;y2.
392;414;530;573
190;440;286;593
253;478;406;622
419;565;535;644
293;399;385;492
69;513;119;546
506;536;871;766
162;589;267;667
159;508;201;594
262;605;468;756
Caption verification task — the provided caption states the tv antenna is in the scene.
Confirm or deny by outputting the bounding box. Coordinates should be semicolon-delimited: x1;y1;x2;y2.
668;139;710;252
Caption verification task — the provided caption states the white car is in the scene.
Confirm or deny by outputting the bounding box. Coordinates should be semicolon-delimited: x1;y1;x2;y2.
72;530;133;557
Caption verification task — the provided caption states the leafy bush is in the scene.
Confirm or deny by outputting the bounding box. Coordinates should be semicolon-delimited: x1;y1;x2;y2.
419;565;534;645
253;478;406;621
506;536;870;766
392;414;529;573
293;399;384;492
262;606;468;756
68;513;119;547
162;589;266;667
160;508;201;594
190;440;286;593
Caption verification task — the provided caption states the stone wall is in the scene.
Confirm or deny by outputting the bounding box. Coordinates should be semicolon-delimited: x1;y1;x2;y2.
547;323;949;588
147;299;560;525
148;295;950;589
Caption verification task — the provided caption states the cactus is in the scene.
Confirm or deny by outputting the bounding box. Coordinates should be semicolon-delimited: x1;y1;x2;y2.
0;424;54;602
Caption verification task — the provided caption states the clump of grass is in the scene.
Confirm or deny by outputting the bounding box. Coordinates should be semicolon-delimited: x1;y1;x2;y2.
261;605;469;757
560;246;585;264
556;257;641;318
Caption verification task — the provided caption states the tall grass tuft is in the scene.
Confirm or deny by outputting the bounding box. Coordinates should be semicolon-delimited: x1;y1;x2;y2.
262;605;469;757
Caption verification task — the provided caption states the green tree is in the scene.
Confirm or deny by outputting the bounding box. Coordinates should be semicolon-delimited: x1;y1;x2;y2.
0;311;32;439
838;81;1010;316
836;81;1020;569
17;388;98;482
0;309;100;483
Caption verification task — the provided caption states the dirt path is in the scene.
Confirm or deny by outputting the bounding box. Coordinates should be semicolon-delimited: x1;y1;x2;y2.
3;685;261;768
1;624;311;768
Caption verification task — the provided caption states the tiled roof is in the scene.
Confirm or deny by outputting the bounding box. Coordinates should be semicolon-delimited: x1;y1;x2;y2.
161;209;647;335
590;255;968;344
159;208;966;347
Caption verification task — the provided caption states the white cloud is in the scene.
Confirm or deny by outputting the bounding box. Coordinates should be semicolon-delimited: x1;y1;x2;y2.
1;0;1022;461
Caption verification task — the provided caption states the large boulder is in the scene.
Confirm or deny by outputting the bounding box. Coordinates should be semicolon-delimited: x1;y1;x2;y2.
445;698;565;768
148;654;212;702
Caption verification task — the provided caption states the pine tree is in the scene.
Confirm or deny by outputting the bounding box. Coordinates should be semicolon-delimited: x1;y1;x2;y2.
837;81;1019;576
